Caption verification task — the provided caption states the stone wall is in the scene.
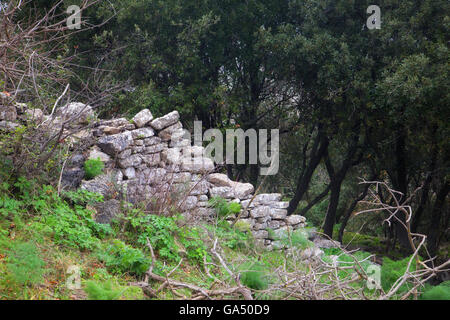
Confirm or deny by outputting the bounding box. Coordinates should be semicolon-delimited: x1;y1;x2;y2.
77;107;306;248
0;98;307;248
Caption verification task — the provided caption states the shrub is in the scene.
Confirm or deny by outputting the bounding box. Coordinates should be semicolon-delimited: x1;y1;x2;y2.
381;256;418;293
420;281;450;300
208;197;241;218
6;242;45;286
84;158;105;180
96;239;150;276
84;280;123;300
240;262;270;290
30;186;112;250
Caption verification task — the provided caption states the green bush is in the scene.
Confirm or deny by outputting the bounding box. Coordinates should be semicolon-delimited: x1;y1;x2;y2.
6;242;45;286
84;158;104;180
96;239;150;276
30;186;112;250
420;281;450;300
208;197;241;218
240;262;270;290
381;256;418;293
84;280;123;300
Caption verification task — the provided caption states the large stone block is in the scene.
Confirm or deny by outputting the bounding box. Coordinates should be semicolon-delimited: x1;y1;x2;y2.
98;131;133;155
132;109;153;128
150;111;180;130
250;206;271;218
58;102;95;125
209;186;235;199
130;127;155;139
158;121;183;141
271;209;288;220
181;157;214;173
118;154;142;168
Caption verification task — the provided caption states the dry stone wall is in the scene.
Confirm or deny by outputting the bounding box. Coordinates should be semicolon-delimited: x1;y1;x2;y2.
79;107;307;248
0;98;307;248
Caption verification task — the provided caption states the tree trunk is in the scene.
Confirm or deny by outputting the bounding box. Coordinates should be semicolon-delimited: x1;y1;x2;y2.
427;181;449;257
287;130;328;215
323;181;342;238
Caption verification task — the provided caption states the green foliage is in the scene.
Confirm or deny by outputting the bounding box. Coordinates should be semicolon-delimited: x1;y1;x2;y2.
84;280;123;300
6;242;45;286
269;227;313;249
29;185;112;250
208;197;241;218
84;158;105;180
381;256;418;293
420;281;450;300
96;239;150;276
240;262;270;291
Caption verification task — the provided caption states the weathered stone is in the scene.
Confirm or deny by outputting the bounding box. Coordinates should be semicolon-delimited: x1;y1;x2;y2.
24;108;43;122
168;172;191;183
255;193;282;204
179;196;198;211
145;143;166;154
132;146;145;154
80;171;122;197
253;230;269;239
98;131;133;155
94;199;121;224
158;121;183;141
268;220;282;229
0;105;17;121
132;109;153;128
103;126;122;135
271;209;288;220
188;180;209;196
313;237;340;249
134;140;144;146
230;182;254;199
61;167;85;189
100;118;130;128
0;120;19;131
270;201;289;209
240;199;256;208
256;215;271;224
209;186;235;199
207;173;232;187
181;157;214;173
58;102;95;125
150;111;180;130
89;146;111;163
118;149;132;159
144;168;167;184
198;194;208;202
68;154;85;167
181;145;204;158
286;215;306;226
118;154;142;168
131;127;155;139
250;206;271;218
170;138;190;148
141;153;161;166
253;222;268;231
123;167;136;180
144;136;162;146
301;247;324;259
161;148;182;165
